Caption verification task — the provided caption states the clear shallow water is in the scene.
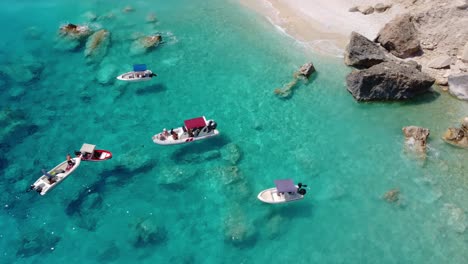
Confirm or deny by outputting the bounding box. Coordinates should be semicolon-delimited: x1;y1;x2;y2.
1;0;467;263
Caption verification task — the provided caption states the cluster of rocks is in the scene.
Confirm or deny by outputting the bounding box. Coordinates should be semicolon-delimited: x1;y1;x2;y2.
56;6;163;63
402;117;468;159
349;3;392;15
274;62;316;98
344;14;437;101
345;7;468;101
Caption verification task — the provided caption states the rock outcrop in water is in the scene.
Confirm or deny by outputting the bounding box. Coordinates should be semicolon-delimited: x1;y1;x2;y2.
442;117;468;149
383;188;400;203
345;31;387;69
346;61;434;101
376;14;421;59
402;126;430;156
59;23;92;41
274;62;316;98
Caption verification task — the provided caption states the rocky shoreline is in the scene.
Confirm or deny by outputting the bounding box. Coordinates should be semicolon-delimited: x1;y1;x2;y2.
346;0;468;101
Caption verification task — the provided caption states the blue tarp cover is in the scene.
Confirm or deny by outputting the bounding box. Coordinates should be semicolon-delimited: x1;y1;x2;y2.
133;64;147;71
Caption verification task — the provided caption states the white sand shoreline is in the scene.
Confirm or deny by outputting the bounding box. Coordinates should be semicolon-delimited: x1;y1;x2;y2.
240;0;403;57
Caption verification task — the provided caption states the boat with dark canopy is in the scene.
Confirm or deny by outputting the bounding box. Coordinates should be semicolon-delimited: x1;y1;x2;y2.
116;64;157;82
257;179;307;204
152;116;219;145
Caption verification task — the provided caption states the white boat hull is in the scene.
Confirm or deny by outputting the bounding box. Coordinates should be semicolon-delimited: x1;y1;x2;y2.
30;157;81;195
116;70;154;82
257;187;304;204
152;129;219;145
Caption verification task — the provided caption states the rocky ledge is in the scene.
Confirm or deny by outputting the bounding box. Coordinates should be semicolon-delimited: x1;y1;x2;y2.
346;61;434;101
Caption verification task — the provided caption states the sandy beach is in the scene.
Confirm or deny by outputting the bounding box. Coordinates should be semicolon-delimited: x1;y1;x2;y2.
241;0;403;56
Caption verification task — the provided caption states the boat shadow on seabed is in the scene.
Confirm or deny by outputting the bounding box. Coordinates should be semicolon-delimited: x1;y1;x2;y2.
169;135;230;163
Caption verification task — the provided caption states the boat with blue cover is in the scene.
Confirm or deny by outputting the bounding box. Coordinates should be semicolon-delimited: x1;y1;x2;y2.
257;179;307;204
116;64;157;82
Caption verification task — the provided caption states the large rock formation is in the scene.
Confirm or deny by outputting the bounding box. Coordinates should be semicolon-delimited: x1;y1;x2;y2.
376;14;421;58
345;32;387;69
346;61;434;101
442;117;468;148
402;126;430;155
448;73;468;100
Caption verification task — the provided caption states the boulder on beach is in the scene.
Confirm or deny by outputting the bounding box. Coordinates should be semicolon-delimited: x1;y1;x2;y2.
344;31;387;69
447;73;468;100
357;6;374;15
461;42;468;63
376;14;421;58
427;55;452;69
442;117;468;149
346;61;434;101
402;126;430;155
374;3;392;13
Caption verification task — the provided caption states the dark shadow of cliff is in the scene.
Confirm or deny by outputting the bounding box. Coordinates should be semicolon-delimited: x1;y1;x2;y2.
400;89;440;106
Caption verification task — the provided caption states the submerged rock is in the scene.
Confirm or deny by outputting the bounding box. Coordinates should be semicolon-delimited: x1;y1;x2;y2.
132;217;168;248
383;188;400;203
346;61;434;101
274;62;315;98
376;14;421;58
224;206;257;247
96;63;117;85
402;126;430;156
16;229;61;258
84;29;110;61
441;203;466;233
220;143;242;165
130;34;162;54
442;117;468;148
345;31;387;69
447;73;468;100
146;13;158;23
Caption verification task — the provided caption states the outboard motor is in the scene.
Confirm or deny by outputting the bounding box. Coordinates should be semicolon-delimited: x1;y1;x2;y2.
297;182;307;196
208;120;217;130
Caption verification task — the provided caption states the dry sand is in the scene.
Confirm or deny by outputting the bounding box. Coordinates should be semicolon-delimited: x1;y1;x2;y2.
240;0;403;56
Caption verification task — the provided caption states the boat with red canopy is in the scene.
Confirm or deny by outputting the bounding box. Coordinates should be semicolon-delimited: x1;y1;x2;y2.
152;116;219;145
74;143;112;162
257;179;307;204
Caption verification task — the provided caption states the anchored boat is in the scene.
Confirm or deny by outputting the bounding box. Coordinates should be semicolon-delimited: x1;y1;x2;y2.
257;179;307;204
116;64;157;82
75;143;112;162
28;157;81;195
152;116;219;145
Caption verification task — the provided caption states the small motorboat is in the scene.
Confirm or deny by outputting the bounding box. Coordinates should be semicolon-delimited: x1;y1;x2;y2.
75;143;112;162
257;179;307;204
152;116;219;145
116;64;157;82
28;156;81;195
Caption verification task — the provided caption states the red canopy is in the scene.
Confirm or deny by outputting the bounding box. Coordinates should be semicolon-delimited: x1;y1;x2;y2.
184;117;206;129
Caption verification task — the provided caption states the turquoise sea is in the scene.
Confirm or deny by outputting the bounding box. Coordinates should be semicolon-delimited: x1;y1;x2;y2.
1;0;468;263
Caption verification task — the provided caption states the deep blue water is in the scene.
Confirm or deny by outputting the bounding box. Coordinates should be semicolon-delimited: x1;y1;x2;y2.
1;0;467;263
